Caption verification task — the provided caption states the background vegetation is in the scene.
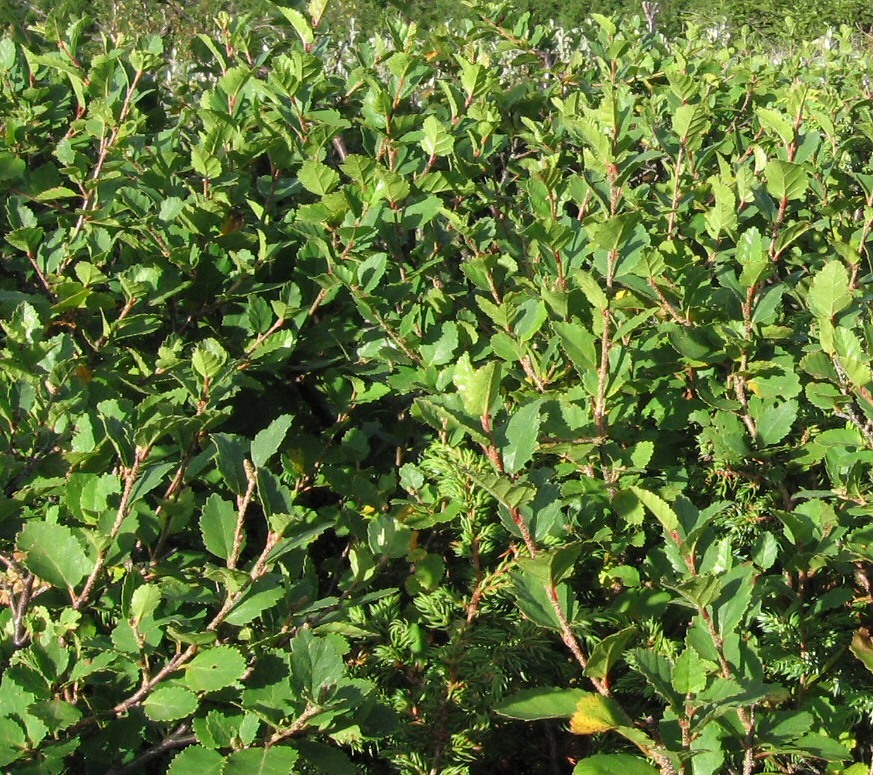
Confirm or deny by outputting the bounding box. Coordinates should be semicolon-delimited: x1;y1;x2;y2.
5;0;873;49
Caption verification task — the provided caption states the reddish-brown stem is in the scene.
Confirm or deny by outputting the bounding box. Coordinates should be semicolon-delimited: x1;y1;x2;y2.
228;460;257;570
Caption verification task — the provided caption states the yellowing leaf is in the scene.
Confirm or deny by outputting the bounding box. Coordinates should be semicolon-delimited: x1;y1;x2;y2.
851;628;873;676
569;693;630;735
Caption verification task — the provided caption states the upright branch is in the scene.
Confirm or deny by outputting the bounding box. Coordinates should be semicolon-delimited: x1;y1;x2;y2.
477;410;609;697
72;66;145;239
74;444;152;610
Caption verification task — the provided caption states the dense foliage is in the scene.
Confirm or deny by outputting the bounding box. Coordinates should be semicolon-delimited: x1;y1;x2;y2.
4;3;873;773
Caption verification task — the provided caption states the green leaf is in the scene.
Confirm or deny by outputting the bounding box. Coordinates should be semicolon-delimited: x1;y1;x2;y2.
511;571;577;630
18;522;91;592
420;322;458;367
737;227;768;288
834;327;872;387
291;629;345;696
191;147;222;179
185;646;247;692
167;746;225;775
0;153;25;183
29;700;82;732
192;338;227;381
500;401;541;475
789;733;851;761
573;754;658;775
668;325;725;365
756;107;794;147
807;261;852;319
666;575;724;609
463;468;535;511
672;647;707;695
452;352;502;418
194;709;248;749
309;0;330;25
421;115;454;157
628;487;679;533
212;433;250;495
0;717;27;768
159;197;186;222
572;269;608;311
752;399;798;446
591;214;638;253
223;746;299;775
299;160;340;195
199;495;237;561
277;6;314;45
631;649;683;711
375;169;410;203
672;103;710;148
554;320;598;373
251;414;294;469
758;711;815;745
586;627;637;682
705;178;737;239
144;686;199;721
494;687;587;720
224;577;286;626
715;564;756;638
765;159;808;201
752;285;784;324
368;514;413;558
412;397;489;445
130;584;162;625
293;740;356;775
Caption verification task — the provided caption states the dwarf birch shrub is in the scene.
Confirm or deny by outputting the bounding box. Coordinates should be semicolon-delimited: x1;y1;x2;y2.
3;4;873;774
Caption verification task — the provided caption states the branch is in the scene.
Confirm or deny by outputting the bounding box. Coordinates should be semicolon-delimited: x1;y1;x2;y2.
75;445;152;610
228;460;257;570
267;704;322;746
112;646;197;716
106;726;196;775
12;574;35;648
72;67;145;238
648;278;690;326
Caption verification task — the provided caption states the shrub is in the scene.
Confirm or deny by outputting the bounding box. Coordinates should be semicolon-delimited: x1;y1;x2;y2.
1;5;873;774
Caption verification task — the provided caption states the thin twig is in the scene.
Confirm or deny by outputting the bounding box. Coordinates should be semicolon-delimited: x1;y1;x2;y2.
75;445;152;609
12;574;35;648
266;704;321;746
106;726;196;775
228;460;257;570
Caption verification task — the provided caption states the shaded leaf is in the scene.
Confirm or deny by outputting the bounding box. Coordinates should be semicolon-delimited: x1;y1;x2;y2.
586;627;637;682
144;686;199;721
18;522;91;592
